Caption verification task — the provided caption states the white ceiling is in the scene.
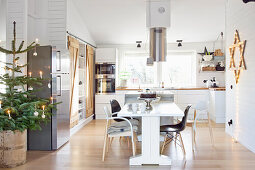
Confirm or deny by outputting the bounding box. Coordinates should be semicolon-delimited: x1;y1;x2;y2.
73;0;226;45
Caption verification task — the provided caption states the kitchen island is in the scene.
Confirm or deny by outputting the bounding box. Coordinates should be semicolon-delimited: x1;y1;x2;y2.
95;87;226;123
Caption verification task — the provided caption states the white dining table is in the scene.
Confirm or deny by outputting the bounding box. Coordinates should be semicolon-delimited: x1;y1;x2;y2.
118;102;184;166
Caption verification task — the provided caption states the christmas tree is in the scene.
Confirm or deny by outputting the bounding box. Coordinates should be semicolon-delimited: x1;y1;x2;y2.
0;21;55;132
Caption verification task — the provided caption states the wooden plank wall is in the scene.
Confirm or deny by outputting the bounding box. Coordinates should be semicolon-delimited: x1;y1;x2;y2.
48;0;67;50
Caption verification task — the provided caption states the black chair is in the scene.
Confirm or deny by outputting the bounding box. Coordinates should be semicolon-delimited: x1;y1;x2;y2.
160;105;192;155
110;99;130;122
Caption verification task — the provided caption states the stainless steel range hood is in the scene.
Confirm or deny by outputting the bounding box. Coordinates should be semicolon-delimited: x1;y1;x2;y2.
146;0;170;63
150;27;167;62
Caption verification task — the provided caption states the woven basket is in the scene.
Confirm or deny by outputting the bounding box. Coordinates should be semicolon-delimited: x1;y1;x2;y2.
201;67;216;71
0;130;27;168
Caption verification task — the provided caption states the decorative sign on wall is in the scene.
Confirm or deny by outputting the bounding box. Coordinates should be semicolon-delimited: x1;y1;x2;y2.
229;30;246;84
243;0;255;3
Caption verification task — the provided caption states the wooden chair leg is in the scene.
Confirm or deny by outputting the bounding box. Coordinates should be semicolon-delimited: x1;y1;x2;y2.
207;113;214;147
133;132;138;153
131;134;136;156
193;110;197;144
102;134;108;161
191;126;195;152
175;132;178;146
107;137;110;153
161;134;168;155
179;133;186;155
119;136;122;144
128;136;131;148
110;137;114;145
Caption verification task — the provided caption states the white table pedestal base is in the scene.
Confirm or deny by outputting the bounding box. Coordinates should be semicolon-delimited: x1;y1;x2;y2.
129;116;171;166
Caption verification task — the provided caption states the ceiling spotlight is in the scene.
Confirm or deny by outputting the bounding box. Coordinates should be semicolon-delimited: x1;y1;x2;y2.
177;40;183;47
136;41;142;48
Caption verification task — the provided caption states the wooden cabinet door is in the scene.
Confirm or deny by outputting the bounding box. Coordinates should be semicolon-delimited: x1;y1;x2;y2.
86;45;95;118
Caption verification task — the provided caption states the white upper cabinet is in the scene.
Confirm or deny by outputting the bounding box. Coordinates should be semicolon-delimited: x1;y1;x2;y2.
95;48;117;63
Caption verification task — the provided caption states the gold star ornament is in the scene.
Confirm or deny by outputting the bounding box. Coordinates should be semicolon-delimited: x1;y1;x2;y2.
229;30;246;84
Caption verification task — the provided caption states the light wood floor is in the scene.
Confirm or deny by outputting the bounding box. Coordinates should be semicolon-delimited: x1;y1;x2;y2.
7;120;255;170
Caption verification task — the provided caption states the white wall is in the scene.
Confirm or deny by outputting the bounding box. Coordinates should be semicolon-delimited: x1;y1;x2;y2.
27;0;50;45
5;0;28;75
0;0;6;42
66;0;96;47
99;41;226;87
0;0;7;93
225;0;255;153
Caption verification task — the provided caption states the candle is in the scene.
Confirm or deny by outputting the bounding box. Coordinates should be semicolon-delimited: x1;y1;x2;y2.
42;105;45;118
39;71;43;79
7;110;11;119
14;60;18;67
0;101;2;109
35;38;39;44
50;97;53;104
29;72;32;77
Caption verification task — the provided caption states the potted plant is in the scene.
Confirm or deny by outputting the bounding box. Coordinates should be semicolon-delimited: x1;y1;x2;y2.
119;71;130;88
202;46;213;61
0;22;56;168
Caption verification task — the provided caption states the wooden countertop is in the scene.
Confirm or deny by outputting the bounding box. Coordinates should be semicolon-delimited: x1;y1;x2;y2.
116;87;226;91
115;88;142;91
209;87;226;91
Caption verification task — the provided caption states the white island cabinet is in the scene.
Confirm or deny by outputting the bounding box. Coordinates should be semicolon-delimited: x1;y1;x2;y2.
174;90;209;119
209;89;226;123
95;94;125;119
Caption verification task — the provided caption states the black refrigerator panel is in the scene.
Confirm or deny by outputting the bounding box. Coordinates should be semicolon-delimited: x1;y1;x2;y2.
27;46;70;150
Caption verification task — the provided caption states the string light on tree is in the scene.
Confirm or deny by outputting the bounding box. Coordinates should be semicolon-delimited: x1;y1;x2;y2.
0;100;2;109
29;72;32;77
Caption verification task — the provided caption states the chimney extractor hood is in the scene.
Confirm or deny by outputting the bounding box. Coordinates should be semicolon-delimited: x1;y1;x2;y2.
147;0;170;62
150;27;167;62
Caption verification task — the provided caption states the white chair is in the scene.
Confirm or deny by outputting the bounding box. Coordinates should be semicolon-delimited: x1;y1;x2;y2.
102;106;138;161
191;101;214;151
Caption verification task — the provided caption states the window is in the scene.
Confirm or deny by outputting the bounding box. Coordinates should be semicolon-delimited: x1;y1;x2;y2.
161;52;196;87
118;51;156;88
118;50;196;88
